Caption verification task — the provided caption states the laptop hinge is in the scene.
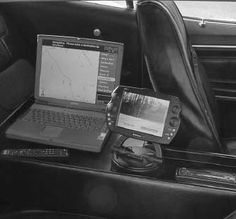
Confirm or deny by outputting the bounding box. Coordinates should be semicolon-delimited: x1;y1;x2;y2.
34;99;106;113
35;99;49;105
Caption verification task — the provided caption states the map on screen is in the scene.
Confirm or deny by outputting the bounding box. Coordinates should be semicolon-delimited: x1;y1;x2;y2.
39;45;100;104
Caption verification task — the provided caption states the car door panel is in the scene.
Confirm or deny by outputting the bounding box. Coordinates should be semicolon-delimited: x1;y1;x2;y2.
184;18;236;45
184;18;236;137
0;1;142;87
194;47;236;100
185;18;236;99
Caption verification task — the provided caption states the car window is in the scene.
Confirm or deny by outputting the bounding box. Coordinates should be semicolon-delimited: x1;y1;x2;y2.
87;0;236;23
88;1;127;8
175;1;236;22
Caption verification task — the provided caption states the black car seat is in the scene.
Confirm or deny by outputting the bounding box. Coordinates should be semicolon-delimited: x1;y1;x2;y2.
137;0;235;153
0;59;34;123
0;13;34;124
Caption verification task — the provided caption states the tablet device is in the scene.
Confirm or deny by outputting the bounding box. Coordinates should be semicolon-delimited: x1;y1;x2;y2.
106;86;181;144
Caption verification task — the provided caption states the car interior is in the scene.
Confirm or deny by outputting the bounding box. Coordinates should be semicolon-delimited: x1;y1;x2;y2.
1;0;236;218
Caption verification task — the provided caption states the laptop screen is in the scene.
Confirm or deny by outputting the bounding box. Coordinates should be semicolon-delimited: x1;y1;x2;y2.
35;35;123;109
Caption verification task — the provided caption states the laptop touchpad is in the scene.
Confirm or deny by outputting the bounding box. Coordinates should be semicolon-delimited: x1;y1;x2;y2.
40;126;63;137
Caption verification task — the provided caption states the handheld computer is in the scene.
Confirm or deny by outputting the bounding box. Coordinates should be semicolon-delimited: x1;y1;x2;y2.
106;86;181;144
106;86;181;176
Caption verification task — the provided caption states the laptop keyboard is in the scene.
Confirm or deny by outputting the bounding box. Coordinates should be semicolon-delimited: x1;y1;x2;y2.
22;109;105;131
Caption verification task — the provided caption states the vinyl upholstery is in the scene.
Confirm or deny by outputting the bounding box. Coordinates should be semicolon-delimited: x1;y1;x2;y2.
0;59;34;123
0;158;236;219
137;0;227;153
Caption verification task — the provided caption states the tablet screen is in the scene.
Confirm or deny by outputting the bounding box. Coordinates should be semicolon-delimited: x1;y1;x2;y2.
117;91;170;137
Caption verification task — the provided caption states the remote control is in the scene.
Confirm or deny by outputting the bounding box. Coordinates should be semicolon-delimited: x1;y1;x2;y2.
1;148;69;162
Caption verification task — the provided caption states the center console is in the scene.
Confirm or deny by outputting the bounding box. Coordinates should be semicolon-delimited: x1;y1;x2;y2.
1;91;236;219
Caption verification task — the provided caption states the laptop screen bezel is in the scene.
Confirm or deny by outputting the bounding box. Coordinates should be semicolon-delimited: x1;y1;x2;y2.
34;34;124;111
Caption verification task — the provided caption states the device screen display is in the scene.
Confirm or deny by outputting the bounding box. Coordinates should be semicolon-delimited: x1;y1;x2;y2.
39;38;121;105
117;91;170;137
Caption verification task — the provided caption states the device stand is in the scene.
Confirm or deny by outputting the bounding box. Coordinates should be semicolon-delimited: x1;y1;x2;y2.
111;134;164;177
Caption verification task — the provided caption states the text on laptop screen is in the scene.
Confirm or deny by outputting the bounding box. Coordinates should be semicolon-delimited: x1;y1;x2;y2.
39;39;121;105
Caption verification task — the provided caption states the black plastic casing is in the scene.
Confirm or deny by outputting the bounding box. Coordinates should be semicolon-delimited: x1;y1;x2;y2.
106;86;181;145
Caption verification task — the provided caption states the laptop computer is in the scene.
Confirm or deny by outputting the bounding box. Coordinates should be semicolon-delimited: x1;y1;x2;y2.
6;34;124;152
